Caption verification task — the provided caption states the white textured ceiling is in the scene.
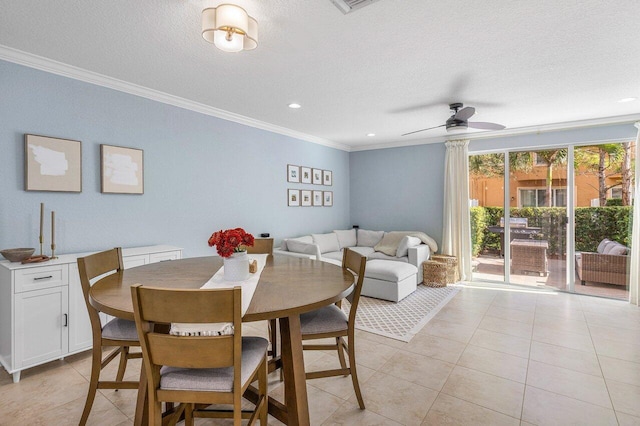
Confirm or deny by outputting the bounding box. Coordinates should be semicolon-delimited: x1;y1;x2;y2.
1;0;640;150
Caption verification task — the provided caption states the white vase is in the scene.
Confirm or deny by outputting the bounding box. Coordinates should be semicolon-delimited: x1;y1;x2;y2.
223;251;250;281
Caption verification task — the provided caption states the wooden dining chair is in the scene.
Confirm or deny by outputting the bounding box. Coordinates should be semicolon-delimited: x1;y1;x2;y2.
246;238;274;256
131;285;269;426
300;248;366;409
245;238;279;359
77;247;142;426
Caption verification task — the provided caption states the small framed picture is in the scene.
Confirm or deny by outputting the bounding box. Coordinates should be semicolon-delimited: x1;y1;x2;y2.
101;145;144;194
288;189;300;206
312;168;323;185
301;166;312;184
25;134;82;192
312;190;323;206
301;190;312;206
287;164;300;183
323;191;333;207
323;170;332;186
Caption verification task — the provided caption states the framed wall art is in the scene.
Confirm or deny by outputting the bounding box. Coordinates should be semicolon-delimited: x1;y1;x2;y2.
24;134;82;192
312;190;323;206
301;190;312;207
101;145;144;194
287;164;300;183
323;170;332;186
288;189;300;206
312;168;323;185
300;166;312;184
323;191;333;207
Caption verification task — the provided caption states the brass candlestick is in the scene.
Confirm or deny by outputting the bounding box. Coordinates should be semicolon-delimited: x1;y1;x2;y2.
50;243;57;260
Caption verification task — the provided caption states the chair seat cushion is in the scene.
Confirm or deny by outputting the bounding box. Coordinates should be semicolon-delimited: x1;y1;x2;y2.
102;318;139;341
300;304;348;335
159;336;268;392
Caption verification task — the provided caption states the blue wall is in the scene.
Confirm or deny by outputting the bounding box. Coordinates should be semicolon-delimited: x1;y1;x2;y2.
0;60;350;257
349;144;446;248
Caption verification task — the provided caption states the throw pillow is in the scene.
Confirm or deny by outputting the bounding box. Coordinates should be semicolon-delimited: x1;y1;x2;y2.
606;243;628;256
312;233;341;254
333;229;357;249
357;229;385;247
287;240;319;255
596;238;611;254
282;235;313;251
395;236;422;258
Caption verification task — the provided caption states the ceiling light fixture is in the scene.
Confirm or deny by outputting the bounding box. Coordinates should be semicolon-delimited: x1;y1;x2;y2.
288;103;301;109
618;97;637;103
202;3;258;53
366;133;375;137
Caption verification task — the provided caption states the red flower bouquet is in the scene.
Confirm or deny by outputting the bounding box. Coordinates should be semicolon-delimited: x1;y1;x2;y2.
208;228;255;258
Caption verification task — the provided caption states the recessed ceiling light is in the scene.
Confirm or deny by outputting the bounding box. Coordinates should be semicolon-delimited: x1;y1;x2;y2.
366;133;375;137
288;103;301;109
617;97;637;103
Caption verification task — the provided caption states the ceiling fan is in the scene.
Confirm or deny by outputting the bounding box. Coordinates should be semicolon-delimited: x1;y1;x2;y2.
402;103;505;136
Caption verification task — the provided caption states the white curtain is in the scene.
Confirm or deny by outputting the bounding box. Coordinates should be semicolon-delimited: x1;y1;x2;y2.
442;139;473;281
629;122;640;306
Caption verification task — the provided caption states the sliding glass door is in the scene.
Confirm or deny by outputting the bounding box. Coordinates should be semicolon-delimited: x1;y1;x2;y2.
470;141;634;300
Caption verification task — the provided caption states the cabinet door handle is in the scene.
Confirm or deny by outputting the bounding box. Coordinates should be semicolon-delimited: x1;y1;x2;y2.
63;314;68;327
34;275;53;281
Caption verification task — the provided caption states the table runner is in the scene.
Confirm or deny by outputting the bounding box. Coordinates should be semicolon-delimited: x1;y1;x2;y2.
170;253;268;336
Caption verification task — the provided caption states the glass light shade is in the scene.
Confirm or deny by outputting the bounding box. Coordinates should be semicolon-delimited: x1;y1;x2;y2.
201;4;257;52
243;16;258;50
216;4;249;34
213;30;244;52
446;125;468;134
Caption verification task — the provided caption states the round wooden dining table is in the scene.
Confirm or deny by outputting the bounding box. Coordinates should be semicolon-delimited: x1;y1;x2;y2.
90;255;354;426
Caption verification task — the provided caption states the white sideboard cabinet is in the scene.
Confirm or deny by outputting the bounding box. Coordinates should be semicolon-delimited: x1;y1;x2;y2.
0;245;182;383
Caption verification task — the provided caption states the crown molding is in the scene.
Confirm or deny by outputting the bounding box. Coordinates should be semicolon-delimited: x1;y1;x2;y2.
0;45;350;152
350;114;640;152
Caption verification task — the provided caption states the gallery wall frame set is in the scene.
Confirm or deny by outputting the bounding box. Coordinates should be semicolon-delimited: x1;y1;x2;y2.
24;134;144;195
287;164;332;186
288;189;333;207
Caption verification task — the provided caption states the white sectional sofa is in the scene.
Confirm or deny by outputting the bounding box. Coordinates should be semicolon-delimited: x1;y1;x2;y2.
274;229;438;302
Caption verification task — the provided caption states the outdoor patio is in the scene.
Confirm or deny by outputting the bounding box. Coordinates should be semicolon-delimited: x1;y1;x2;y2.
473;253;630;300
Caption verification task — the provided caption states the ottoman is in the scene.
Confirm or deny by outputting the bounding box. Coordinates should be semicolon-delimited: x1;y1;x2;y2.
361;260;418;302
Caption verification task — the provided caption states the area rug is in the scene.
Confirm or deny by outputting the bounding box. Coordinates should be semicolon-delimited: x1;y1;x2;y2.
344;285;460;342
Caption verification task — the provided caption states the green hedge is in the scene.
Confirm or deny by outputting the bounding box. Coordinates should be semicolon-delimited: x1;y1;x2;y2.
470;206;632;256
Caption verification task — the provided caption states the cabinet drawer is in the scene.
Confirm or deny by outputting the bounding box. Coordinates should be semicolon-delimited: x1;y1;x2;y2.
14;265;68;293
149;251;181;263
123;255;148;269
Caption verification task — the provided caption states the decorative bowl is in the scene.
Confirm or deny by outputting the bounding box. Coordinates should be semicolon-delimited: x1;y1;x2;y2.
0;248;35;262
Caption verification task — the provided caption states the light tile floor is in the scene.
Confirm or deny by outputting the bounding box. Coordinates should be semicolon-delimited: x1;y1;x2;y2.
1;284;640;425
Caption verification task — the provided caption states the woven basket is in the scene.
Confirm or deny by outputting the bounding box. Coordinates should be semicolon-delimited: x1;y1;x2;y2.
431;254;459;283
422;260;448;287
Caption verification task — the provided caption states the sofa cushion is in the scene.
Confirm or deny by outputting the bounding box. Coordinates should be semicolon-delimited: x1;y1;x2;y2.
606;243;628;256
287;240;318;255
369;251;409;263
365;260;417;281
597;238;612;254
396;236;422;258
333;229;357;249
322;251;344;262
312;233;340;254
348;246;375;257
282;235;312;251
357;229;385;247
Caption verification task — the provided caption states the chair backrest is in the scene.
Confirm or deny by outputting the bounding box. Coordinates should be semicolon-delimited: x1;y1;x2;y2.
77;248;125;335
342;248;367;323
131;285;243;387
245;238;274;255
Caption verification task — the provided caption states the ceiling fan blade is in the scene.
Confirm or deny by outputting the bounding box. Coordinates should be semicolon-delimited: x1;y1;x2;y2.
401;124;446;136
454;106;475;121
468;121;506;130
